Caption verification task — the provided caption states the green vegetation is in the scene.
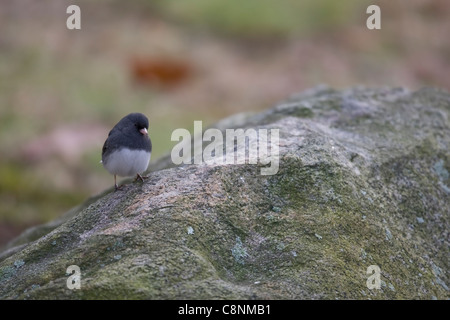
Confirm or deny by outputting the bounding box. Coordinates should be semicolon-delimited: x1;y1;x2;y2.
154;0;367;37
0;161;87;223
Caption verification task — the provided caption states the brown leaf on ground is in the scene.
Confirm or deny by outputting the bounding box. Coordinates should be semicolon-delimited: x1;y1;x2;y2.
130;56;193;89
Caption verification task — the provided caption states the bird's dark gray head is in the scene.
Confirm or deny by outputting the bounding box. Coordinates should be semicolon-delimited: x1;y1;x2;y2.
122;113;149;136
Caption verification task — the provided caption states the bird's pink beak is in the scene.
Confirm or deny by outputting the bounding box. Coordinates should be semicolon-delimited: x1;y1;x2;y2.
140;128;148;135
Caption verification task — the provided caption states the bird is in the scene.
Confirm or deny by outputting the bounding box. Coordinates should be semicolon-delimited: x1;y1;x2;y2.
101;113;152;190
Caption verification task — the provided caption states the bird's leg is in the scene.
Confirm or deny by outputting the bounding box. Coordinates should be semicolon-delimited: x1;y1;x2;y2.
114;175;123;191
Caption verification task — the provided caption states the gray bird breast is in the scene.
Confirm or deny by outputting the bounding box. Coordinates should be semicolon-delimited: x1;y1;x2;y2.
103;148;151;177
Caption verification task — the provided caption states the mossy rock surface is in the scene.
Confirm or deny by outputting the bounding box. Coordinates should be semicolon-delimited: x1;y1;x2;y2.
1;86;449;299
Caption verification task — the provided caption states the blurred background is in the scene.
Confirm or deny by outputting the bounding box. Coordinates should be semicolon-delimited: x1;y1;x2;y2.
0;0;449;247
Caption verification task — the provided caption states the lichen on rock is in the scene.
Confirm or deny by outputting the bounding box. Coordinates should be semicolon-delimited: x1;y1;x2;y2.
0;86;449;299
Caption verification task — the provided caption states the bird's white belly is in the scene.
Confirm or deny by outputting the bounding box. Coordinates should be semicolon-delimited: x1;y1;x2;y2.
103;148;151;177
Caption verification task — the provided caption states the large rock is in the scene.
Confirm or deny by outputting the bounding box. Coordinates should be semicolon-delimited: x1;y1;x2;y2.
0;86;448;299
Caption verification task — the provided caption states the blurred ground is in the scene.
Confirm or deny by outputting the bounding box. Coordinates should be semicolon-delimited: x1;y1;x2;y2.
0;0;449;247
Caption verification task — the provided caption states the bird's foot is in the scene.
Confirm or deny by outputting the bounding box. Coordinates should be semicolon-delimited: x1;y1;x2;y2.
114;183;124;191
113;175;124;191
135;173;148;183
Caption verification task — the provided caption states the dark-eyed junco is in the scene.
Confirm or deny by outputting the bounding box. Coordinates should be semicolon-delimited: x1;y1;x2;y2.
101;113;152;190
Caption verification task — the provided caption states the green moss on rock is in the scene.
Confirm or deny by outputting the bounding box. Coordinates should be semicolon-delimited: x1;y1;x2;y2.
0;86;448;299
